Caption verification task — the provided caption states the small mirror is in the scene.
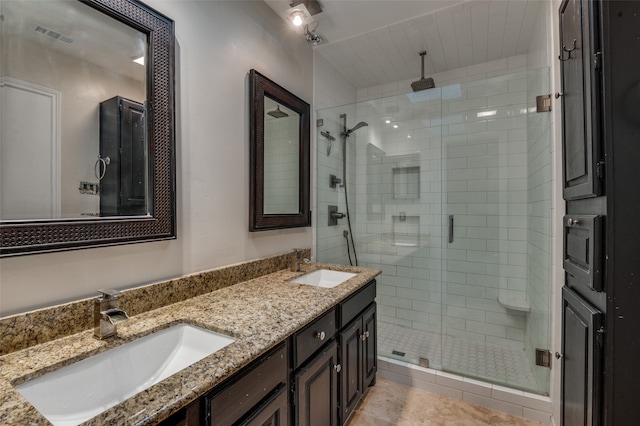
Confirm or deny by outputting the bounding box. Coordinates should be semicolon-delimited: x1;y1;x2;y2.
249;70;310;231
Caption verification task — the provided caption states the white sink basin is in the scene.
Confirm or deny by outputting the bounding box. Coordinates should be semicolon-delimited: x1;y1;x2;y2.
290;269;356;288
15;324;235;426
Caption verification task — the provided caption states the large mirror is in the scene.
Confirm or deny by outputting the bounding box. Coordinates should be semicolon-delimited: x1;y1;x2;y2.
249;70;310;231
0;0;176;256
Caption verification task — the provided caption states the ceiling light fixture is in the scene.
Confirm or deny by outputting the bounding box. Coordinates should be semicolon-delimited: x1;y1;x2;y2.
290;10;305;26
287;3;311;27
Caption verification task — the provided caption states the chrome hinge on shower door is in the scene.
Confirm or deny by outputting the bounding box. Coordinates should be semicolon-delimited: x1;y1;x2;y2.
535;348;552;368
536;94;552;112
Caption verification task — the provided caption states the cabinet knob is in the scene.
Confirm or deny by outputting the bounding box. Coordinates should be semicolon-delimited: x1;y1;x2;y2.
315;331;326;341
360;331;370;341
567;218;580;227
555;352;563;359
334;364;342;373
555;92;564;99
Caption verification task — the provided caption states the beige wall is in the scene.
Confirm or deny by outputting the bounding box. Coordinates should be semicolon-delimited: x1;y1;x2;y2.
0;0;314;316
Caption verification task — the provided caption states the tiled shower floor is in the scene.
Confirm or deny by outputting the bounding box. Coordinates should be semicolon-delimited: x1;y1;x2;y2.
378;322;542;393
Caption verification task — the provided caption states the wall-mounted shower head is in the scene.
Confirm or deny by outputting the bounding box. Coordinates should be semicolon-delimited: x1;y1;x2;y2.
343;121;368;136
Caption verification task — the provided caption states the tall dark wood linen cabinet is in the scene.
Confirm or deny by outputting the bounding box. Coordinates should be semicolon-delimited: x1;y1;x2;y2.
559;1;640;425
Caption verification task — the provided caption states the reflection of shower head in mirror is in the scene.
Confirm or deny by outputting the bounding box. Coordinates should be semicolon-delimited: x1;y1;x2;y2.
267;105;289;118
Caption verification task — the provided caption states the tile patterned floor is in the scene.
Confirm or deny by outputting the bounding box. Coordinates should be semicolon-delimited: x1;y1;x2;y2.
348;378;544;426
378;322;541;393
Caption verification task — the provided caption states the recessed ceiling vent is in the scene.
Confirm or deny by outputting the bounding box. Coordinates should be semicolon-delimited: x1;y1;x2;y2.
34;25;74;44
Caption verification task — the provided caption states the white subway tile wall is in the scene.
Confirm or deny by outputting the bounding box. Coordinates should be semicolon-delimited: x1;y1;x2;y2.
264;114;299;214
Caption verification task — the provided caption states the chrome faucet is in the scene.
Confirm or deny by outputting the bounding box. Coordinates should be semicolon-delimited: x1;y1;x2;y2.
94;289;129;339
291;248;310;272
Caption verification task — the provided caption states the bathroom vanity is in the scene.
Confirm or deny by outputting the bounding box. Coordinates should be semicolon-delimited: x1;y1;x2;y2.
0;261;380;426
161;279;377;426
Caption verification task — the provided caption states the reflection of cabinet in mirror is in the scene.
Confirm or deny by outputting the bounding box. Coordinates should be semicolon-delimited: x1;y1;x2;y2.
99;96;147;216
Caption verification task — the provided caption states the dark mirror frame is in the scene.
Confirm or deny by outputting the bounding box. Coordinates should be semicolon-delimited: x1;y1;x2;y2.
249;69;310;232
0;0;176;257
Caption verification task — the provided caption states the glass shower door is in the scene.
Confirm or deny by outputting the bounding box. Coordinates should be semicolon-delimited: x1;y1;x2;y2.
440;69;552;394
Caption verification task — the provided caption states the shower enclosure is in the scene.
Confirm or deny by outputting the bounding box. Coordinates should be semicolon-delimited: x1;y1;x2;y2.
316;68;552;395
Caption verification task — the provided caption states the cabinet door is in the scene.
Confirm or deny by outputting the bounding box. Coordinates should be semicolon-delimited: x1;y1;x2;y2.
118;99;146;214
293;340;339;426
362;303;377;389
208;343;288;426
241;385;288;426
338;318;362;424
561;286;603;426
158;399;201;426
559;0;602;200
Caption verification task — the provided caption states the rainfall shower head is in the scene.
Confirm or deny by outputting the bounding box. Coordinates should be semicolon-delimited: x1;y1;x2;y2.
267;105;289;118
343;122;368;136
411;51;435;92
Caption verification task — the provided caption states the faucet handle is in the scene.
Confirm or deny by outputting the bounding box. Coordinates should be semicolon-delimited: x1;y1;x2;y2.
292;248;304;259
97;289;121;299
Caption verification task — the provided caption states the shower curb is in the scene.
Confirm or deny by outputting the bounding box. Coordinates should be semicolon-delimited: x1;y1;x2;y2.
377;356;552;424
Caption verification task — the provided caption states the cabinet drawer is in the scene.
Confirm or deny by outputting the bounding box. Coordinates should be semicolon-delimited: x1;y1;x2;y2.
293;308;336;369
563;215;603;292
207;342;288;426
338;280;376;328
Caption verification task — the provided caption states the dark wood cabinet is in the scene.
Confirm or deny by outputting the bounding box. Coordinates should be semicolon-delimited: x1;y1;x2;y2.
207;343;288;426
563;214;604;292
241;385;288;426
559;0;603;200
338;316;362;422
291;279;377;426
293;340;340;426
338;303;376;424
99;96;147;216
292;308;337;370
560;1;640;425
361;304;377;389
158;399;201;426
561;286;603;426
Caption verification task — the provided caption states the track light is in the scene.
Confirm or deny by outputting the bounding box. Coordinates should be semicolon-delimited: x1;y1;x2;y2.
287;4;311;27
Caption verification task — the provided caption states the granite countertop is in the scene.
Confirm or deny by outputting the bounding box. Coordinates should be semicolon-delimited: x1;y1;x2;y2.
0;263;381;425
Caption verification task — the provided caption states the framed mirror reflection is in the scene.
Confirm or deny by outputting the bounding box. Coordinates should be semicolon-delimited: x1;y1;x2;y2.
0;0;176;256
249;69;310;231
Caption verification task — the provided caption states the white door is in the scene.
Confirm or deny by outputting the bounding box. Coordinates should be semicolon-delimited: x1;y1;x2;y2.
0;77;61;220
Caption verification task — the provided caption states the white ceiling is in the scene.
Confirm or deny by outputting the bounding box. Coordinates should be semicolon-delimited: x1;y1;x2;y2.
264;0;543;89
2;0;146;82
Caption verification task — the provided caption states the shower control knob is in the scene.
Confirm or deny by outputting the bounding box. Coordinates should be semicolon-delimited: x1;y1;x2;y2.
315;331;326;341
567;218;580;226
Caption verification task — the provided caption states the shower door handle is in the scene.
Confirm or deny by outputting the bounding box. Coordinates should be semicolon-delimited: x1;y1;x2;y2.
448;215;454;243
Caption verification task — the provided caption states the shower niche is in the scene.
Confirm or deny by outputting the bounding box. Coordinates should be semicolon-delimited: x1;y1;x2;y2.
391;214;420;247
392;166;420;200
